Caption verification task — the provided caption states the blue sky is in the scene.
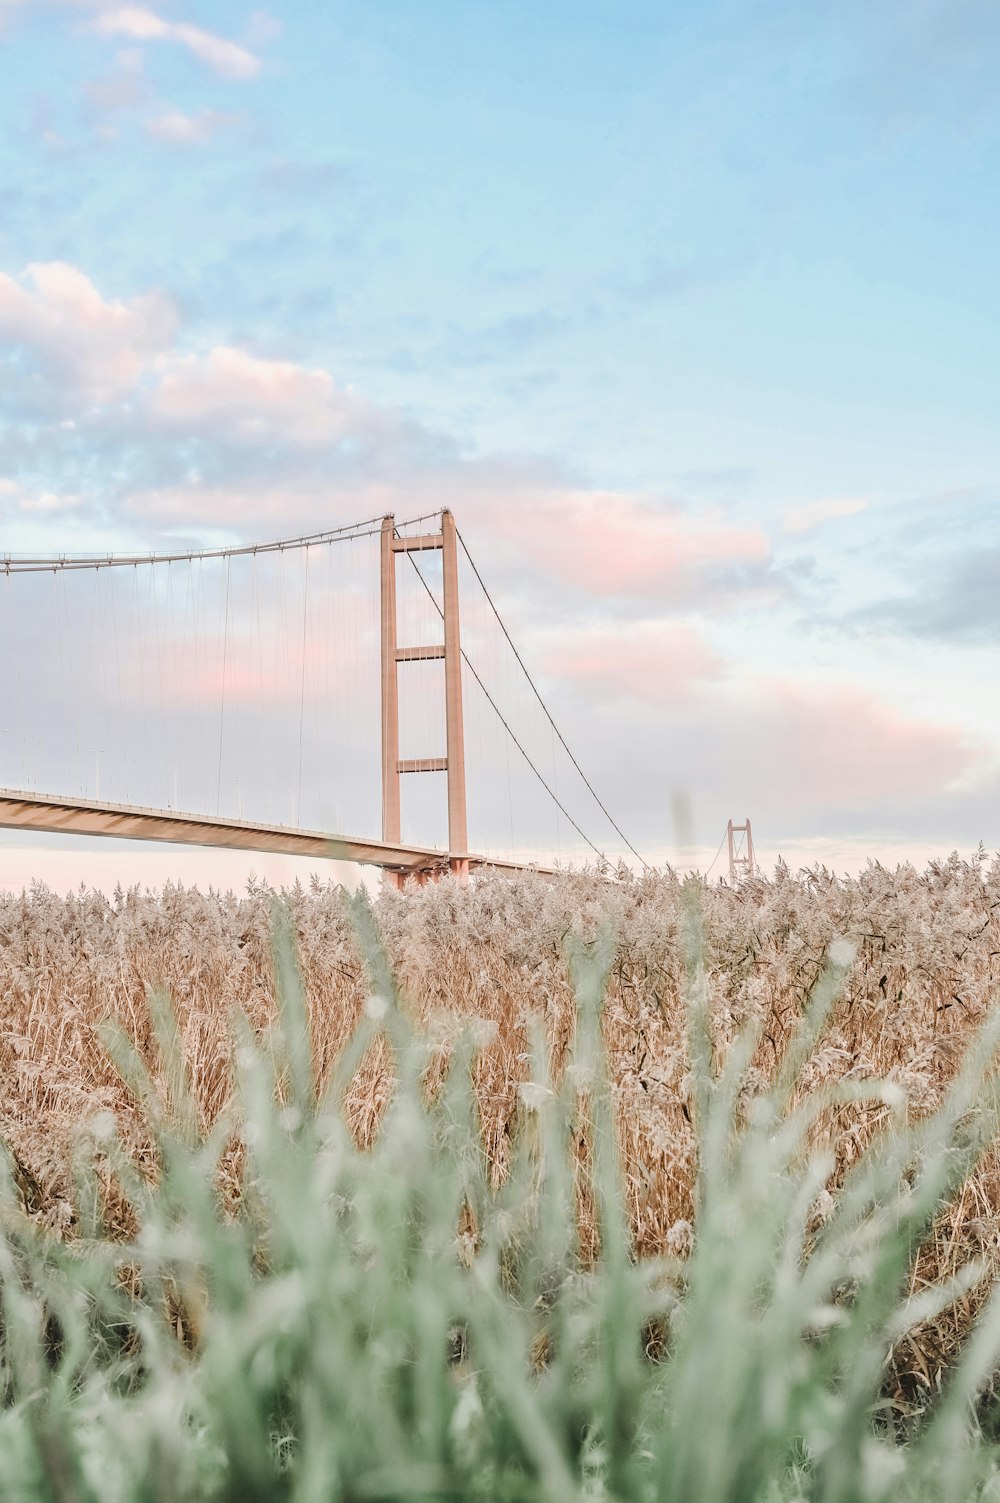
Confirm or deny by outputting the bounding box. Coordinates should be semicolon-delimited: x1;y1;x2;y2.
0;0;998;887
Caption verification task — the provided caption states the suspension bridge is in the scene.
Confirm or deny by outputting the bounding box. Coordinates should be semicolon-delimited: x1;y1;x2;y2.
0;510;647;884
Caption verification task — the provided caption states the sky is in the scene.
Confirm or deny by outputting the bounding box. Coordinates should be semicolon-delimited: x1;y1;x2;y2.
0;0;998;892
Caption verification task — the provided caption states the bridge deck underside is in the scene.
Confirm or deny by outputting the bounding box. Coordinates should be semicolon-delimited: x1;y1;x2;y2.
0;790;550;878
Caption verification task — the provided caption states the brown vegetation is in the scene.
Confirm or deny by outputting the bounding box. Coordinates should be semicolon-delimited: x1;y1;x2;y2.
2;852;1000;1398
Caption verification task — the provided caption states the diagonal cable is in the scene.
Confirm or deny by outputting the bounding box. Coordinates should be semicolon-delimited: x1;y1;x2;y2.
703;826;730;880
403;550;607;866
455;527;649;870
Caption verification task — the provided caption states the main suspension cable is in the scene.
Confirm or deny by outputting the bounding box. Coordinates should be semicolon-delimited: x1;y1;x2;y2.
455;526;650;870
403;550;607;866
0;510;443;574
703;826;730;881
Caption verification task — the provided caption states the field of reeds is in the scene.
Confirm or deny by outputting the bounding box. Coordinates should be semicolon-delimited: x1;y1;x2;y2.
4;852;1000;1499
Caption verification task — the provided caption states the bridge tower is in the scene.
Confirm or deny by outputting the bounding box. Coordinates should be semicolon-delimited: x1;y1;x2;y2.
727;818;756;882
380;511;469;885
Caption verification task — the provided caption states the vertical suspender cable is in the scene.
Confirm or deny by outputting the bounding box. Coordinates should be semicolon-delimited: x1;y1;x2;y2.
95;568;112;801
296;545;310;827
180;558;196;811
167;562;181;808
325;539;337;831
252;549;272;826
231;557;244;820
195;558;207;811
5;577;27;789
86;566;100;797
109;568;125;797
216;555;231;816
55;570;76;793
277;547;287;823
131;565;151;805
149;563;170;807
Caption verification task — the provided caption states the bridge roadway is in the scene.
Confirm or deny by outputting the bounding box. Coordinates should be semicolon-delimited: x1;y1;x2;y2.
0;789;554;879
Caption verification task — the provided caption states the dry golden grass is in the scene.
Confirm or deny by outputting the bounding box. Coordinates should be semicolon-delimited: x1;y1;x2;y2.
2;851;1000;1399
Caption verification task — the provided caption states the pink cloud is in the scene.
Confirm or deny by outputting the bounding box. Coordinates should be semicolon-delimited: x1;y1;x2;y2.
543;621;724;704
0;262;771;614
147;347;369;448
158;636;369;710
119;474;777;625
0;261;176;405
480;488;774;603
737;680;976;808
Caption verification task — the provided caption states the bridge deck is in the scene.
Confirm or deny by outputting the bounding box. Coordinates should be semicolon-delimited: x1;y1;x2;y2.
0;790;553;878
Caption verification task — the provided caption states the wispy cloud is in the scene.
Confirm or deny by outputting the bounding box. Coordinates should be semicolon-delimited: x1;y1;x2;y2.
145;108;240;144
91;5;261;79
781;497;869;534
2;2;266;78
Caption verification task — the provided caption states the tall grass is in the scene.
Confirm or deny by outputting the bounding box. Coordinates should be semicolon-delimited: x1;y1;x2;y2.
3;883;1000;1500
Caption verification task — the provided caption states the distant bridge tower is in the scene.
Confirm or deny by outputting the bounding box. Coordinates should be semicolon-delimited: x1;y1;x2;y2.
727;818;756;882
380;510;469;885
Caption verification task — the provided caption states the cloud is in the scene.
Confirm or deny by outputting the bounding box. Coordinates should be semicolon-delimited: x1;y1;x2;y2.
485;489;779;607
781;497;869;534
0;477;85;516
146;346;372;449
0;260;782;618
0;261;177;407
541;621;724;705
852;546;1000;646
84;45;146;112
569;671;985;859
145;108;239;144
739;680;976;809
136;465;782;620
91;6;261;79
121;480;349;530
0;260;783;638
